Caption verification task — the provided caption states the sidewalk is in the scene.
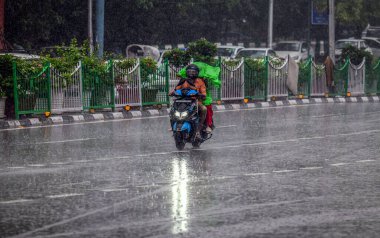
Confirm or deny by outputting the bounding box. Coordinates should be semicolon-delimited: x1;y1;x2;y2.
1;96;379;130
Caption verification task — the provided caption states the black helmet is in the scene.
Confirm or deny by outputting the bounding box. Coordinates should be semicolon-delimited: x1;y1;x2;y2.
186;64;199;79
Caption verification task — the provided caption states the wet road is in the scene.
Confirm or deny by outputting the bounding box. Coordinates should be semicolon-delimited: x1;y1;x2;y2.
0;103;380;238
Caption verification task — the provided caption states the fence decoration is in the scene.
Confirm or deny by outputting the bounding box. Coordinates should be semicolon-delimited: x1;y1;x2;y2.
298;58;312;97
331;60;349;97
13;62;51;119
348;59;365;96
366;60;380;95
140;61;170;106
268;58;289;99
50;62;82;113
311;62;327;97
82;61;115;110
114;59;141;107
11;58;380;118
243;58;268;101
220;58;244;101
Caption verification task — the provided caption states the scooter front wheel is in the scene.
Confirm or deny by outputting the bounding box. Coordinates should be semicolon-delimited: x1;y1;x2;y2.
174;131;186;150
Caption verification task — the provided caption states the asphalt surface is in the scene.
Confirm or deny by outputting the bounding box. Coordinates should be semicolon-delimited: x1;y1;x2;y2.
0;103;379;238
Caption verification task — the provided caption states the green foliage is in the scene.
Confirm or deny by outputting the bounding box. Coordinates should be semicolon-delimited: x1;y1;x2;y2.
114;58;137;69
341;45;373;65
140;57;158;85
244;58;267;90
163;48;191;68
222;59;241;67
0;54;15;97
187;38;217;65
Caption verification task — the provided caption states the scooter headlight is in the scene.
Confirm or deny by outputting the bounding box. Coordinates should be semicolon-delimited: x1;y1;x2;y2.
180;111;188;119
174;111;189;120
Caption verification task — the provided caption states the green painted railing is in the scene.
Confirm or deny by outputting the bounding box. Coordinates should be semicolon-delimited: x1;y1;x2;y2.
82;61;115;110
365;60;380;95
298;57;312;97
13;62;51;119
244;57;268;101
141;60;170;106
331;59;350;97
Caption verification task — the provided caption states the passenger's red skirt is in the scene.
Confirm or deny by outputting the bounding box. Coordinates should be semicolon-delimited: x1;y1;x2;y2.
206;105;213;127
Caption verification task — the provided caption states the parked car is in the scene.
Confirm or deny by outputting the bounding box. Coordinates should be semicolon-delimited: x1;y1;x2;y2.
335;38;372;61
362;24;380;38
273;41;314;62
235;48;278;59
216;45;244;60
362;37;380;58
0;51;40;59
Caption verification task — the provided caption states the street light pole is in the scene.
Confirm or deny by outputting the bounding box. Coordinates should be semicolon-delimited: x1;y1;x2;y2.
268;0;274;48
96;0;105;58
328;0;335;62
88;0;94;55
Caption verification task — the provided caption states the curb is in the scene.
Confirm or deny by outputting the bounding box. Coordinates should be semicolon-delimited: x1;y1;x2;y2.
1;96;379;130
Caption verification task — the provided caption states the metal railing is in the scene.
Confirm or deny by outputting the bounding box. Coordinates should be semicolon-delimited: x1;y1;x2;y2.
11;58;380;118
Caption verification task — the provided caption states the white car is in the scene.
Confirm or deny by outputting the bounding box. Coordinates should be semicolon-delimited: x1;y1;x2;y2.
273;41;314;62
0;51;40;59
335;39;372;60
216;45;244;60
235;48;278;59
362;37;380;58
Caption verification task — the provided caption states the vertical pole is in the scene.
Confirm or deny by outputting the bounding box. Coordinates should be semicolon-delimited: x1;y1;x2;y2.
0;0;5;50
47;63;51;113
268;0;274;48
109;60;115;111
328;0;335;63
165;59;169;106
12;61;19;120
96;0;105;58
88;0;94;55
308;57;312;97
307;0;311;57
264;56;269;101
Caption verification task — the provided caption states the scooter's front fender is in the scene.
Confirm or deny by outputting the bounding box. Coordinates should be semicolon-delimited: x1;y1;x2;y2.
173;121;192;134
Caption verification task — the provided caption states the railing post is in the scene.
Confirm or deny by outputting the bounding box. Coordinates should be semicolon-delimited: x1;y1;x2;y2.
12;61;19;120
344;57;350;96
110;59;115;112
264;56;269;101
308;57;312;97
47;62;52;113
165;59;170;106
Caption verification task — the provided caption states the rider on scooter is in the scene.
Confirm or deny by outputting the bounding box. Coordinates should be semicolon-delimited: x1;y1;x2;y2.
171;64;207;139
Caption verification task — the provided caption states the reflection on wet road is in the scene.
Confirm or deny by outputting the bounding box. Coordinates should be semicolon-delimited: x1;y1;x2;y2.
1;103;380;237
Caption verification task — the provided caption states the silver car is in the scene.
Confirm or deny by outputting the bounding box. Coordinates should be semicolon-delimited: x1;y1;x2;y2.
235;48;278;59
274;41;314;62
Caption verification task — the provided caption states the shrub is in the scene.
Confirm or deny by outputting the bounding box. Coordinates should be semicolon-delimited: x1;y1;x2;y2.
163;48;191;68
341;45;373;66
187;38;217;65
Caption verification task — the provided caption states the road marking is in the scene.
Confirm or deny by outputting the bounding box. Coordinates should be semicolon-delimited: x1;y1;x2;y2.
330;163;351;167
355;159;376;163
217;125;237;128
73;160;92;163
27;164;46;167
300;166;323;170
47;193;84;199
35;138;97;144
273;169;297;173
50;162;70;165
245;172;269;176
0;199;33;204
7;167;26;169
99;188;128;193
